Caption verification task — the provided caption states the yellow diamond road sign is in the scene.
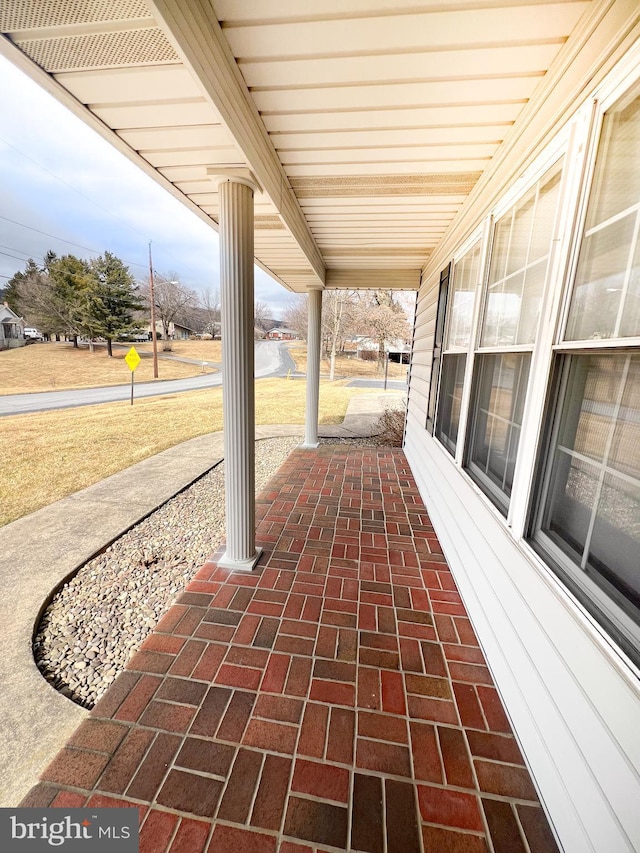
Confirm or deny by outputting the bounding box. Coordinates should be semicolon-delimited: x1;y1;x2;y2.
125;346;140;372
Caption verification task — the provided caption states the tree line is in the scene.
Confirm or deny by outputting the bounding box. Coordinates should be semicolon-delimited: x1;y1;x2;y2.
5;251;145;357
4;251;225;357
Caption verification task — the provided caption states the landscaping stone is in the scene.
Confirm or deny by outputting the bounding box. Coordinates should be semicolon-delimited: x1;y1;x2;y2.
34;436;373;709
33;437;302;708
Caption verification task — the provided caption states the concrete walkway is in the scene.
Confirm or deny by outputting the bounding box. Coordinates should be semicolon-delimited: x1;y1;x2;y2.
0;391;402;806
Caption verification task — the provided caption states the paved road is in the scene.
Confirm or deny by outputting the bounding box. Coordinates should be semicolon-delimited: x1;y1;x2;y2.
0;341;296;416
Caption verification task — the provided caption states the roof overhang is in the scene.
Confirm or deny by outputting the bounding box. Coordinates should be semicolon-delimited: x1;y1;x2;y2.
3;1;633;294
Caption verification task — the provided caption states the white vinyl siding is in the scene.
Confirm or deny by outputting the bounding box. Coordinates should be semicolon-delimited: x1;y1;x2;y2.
404;36;640;853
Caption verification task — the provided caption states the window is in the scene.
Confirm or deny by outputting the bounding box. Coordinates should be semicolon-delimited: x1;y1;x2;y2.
426;265;451;435
565;82;640;341
482;165;562;348
435;241;481;455
467;351;531;512
531;81;640;659
467;159;564;513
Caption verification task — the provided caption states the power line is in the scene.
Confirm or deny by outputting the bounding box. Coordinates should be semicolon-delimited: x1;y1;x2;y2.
0;131;153;247
0;243;37;261
0;215;148;272
0;214;105;256
0;215;210;283
0;249;36;264
0;134;215;283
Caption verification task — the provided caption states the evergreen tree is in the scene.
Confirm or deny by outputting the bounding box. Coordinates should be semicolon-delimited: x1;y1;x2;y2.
48;254;94;346
86;252;144;356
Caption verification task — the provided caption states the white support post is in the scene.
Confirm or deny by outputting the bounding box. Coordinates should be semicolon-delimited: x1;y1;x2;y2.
303;287;323;448
214;173;262;571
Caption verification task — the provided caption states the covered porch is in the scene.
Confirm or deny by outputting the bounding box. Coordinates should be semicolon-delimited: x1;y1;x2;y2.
23;444;558;852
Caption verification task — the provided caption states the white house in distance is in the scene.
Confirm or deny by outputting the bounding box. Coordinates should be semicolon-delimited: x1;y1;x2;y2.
0;302;25;350
2;2;640;849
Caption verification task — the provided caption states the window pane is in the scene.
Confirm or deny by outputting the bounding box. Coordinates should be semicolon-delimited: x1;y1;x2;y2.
565;215;635;340
506;191;535;276
589;471;640;610
586;87;640;228
608;354;640;479
530;167;562;263
561;354;617;465
518;260;546;344
435;353;466;455
539;352;640;621
483;273;524;347
620;234;640;337
481;160;563;347
446;242;480;349
544;452;598;558
467;352;531;512
488;213;511;286
566;83;640;340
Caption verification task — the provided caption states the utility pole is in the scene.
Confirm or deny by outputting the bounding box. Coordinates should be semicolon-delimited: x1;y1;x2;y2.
148;241;159;379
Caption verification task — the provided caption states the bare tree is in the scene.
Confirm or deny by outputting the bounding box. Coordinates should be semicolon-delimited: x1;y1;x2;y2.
254;300;271;336
201;287;220;336
144;272;198;350
322;290;360;380
363;291;411;371
282;295;308;339
9;253;95;345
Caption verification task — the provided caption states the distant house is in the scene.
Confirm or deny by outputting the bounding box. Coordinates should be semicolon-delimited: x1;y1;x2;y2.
171;321;195;340
142;319;197;340
0;303;25;351
265;327;298;341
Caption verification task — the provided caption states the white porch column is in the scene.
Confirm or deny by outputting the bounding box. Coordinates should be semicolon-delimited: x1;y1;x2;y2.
303;287;323;448
214;172;262;571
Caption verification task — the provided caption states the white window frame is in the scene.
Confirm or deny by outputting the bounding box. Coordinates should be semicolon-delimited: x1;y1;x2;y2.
465;138;571;521
526;50;640;667
432;226;485;462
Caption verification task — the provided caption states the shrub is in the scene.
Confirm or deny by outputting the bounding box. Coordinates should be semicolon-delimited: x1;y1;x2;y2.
373;402;406;447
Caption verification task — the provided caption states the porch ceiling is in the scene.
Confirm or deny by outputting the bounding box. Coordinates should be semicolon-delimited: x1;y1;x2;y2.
0;0;592;292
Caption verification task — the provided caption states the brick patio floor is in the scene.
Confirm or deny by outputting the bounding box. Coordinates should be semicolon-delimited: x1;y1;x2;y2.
22;446;561;852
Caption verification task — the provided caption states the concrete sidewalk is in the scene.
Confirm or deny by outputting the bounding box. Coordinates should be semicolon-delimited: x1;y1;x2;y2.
0;391;403;806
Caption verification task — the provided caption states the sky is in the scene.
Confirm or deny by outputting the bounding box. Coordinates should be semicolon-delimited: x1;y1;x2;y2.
0;55;293;318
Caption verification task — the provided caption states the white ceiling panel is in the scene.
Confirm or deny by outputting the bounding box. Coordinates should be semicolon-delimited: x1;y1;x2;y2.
283;160;493;177
272;126;510;150
279;144;498;164
56;65;202;103
222;5;589;60
143;148;241;167
263;104;523;134
213;0;589;22
239;43;563;89
93;99;213;128
118;125;238;150
252;77;544;113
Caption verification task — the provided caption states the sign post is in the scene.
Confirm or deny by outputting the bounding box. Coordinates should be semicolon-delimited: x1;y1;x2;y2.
125;346;141;405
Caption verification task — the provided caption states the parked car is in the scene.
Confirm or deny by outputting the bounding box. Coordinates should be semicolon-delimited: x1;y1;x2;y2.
23;327;43;341
117;330;150;343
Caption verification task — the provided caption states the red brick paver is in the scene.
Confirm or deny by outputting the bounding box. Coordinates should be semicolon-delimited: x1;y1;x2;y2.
24;447;560;852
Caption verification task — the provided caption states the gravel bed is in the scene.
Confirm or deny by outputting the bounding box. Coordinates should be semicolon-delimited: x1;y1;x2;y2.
34;436;375;709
